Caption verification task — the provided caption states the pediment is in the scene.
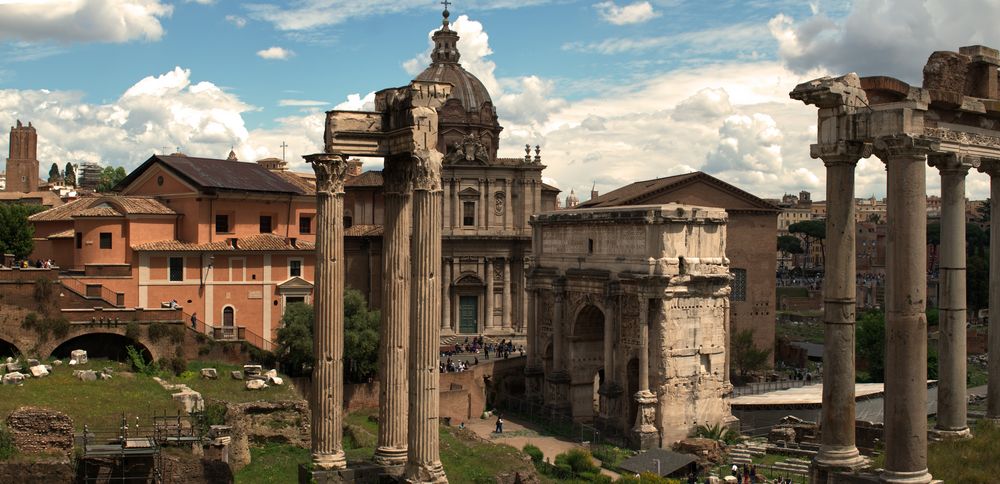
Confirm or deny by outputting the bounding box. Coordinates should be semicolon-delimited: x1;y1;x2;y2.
277;277;314;291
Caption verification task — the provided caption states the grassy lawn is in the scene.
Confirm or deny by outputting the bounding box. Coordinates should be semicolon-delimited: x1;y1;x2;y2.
0;358;180;431
234;442;310;484
775;319;825;344
166;360;302;403
927;420;1000;482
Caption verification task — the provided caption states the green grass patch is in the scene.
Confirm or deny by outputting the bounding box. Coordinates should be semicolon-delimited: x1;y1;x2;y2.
928;420;1000;482
439;426;537;484
234;442;310;484
776;319;825;344
167;361;301;403
0;358;179;431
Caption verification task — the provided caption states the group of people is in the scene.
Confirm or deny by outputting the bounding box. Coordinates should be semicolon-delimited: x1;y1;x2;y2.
10;259;53;269
440;357;474;373
442;336;525;361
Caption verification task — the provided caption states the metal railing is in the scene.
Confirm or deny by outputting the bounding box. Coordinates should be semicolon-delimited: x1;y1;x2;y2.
181;311;274;352
732;378;819;397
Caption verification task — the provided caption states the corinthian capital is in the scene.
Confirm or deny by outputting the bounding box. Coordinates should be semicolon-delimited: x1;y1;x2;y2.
977;159;1000;178
306;153;349;195
411;149;443;192
928;152;980;175
383;156;413;195
811;141;872;166
873;134;939;161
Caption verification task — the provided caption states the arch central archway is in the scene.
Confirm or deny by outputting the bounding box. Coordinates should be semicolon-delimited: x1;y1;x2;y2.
50;333;153;363
568;303;605;421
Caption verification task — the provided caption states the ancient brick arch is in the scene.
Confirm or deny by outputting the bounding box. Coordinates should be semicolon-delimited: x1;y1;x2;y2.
0;323;165;362
44;331;156;363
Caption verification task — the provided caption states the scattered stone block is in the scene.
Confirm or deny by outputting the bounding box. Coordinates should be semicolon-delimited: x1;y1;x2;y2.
200;368;218;379
243;365;263;377
70;350;88;365
6;362;21;372
172;390;204;413
28;365;49;378
68;359;77;366
264;369;278;379
3;372;24;385
52;360;62;366
99;372;112;380
768;426;797;445
230;371;243;380
4;357;10;364
267;376;283;386
26;359;39;367
75;370;97;382
245;379;268;390
44;365;52;372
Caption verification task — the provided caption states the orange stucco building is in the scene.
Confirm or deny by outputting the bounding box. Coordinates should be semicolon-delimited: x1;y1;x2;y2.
29;153;317;347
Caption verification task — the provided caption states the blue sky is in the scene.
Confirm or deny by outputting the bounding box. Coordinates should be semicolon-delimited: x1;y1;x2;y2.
1;0;999;199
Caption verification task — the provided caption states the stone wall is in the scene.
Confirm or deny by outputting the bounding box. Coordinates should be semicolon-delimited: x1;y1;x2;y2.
223;400;310;472
6;407;73;455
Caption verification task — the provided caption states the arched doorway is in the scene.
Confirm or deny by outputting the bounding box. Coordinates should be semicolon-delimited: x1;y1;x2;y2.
51;333;153;363
570;304;604;420
0;339;19;358
454;274;484;334
222;306;235;339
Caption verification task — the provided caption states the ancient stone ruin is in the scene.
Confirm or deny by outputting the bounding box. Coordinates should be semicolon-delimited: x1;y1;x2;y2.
791;44;1000;483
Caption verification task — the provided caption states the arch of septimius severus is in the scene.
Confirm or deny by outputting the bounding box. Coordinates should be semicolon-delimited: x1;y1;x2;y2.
792;45;1000;484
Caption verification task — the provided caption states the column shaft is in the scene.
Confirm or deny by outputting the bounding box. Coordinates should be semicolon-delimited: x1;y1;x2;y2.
306;154;348;470
603;297;615;382
502;258;512;330
638;297;650;392
552;288;566;372
374;163;411;468
988;175;1000;421
817;151;863;468
442;258;452;333
882;144;932;483
406;171;447;482
521;260;530;333
485;258;494;331
935;161;971;437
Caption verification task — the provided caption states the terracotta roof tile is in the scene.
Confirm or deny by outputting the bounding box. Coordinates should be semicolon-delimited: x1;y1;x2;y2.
578;171;778;212
29;197;98;222
0;191;65;207
117;155;307;195
132;234;313;252
29;196;176;222
48;229;74;239
344;224;383;237
74;206;122;217
346;170;383;187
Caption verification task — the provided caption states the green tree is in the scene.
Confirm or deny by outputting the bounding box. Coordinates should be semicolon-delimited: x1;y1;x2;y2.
856;310;938;383
789;219;826;268
731;329;771;380
274;289;380;381
0;204;45;259
47;163;62;184
63;162;76;187
96;166;127;193
777;234;804;269
967;222;990;311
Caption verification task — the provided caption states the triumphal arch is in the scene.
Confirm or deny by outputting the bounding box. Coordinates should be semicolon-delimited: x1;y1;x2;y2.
526;204;736;449
792;45;1000;483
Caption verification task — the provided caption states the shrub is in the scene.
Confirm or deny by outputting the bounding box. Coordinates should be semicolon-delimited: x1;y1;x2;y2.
197;402;228;434
523;444;543;463
21;313;69;342
592;444;634;469
33;278;51;304
168;356;187;376
125;322;141;341
146;322;183;343
0;425;16;460
554;448;600;475
614;472;677;483
126;345;158;376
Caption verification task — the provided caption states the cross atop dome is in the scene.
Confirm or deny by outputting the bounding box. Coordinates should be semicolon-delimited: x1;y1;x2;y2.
431;1;460;63
441;0;452;29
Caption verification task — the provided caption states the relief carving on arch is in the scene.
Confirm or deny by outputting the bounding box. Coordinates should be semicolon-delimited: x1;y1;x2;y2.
620;294;641;347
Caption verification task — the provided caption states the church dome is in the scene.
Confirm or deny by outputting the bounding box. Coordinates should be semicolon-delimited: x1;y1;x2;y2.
414;8;493;114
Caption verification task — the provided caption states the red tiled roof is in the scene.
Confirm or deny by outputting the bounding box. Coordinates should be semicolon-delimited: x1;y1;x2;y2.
346;170;383;187
0;191;65;207
74;206;122;217
29;196;176;222
48;229;74;239
132;234;314;252
29;197;97;221
118;155;307;195
578;171;778;211
275;171;316;193
344;224;383;237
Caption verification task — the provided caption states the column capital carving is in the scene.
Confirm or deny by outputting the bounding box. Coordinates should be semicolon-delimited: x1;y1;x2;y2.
976;158;1000;177
810;141;872;166
873;134;939;161
382;157;413;195
928;152;980;175
412;149;443;192
305;153;349;195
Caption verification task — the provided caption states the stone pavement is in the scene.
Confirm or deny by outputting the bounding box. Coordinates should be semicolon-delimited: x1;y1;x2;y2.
463;415;620;479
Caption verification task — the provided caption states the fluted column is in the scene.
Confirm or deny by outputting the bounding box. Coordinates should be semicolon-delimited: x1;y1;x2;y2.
406;151;448;483
631;294;658;450
442;257;452;334
981;162;1000;424
813;141;869;470
442;177;451;231
931;153;977;440
521;259;530;333
876;135;935;484
485;258;494;332
502;258;512;331
504;179;512;230
546;281;570;412
374;157;413;469
305;153;349;471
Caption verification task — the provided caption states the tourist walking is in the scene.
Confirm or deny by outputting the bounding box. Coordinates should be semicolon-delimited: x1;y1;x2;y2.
494;415;503;433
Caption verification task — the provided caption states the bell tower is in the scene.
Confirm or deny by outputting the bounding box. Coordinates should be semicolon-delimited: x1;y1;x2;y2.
6;120;39;193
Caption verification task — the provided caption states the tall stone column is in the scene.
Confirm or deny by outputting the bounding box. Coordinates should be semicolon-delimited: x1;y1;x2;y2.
812;142;868;471
406;151;448;483
504;179;512;230
502;258;512;331
631;293;658;450
546;281;570;412
442;178;451;230
374;157;413;470
931;153;976;440
521;258;530;333
305;153;349;471
442;257;452;334
982;163;1000;424
485;258;494;332
525;284;544;402
876;135;935;484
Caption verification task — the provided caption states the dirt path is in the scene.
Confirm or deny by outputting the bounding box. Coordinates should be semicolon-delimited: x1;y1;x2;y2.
464;416;621;479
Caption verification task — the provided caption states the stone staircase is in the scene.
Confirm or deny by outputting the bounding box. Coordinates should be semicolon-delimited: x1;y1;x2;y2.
772;457;811;475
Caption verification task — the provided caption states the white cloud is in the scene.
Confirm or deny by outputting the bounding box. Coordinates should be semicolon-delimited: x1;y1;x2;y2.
594;1;660;25
256;46;294;60
0;0;173;43
672;88;734;122
769;0;1000;83
225;15;247;28
278;99;328;107
0;67;324;176
333;92;376;111
563;22;768;55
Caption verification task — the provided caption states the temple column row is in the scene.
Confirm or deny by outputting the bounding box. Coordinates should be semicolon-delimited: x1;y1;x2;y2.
983;163;1000;425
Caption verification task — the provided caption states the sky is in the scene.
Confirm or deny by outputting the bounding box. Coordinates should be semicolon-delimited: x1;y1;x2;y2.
1;0;1000;200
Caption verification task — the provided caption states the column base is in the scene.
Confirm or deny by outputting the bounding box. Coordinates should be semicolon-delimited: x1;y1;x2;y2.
630;390;659;450
299;462;383;484
404;461;449;484
524;364;545;404
928;427;972;441
879;468;934;484
312;451;348;471
544;371;571;414
373;447;408;474
814;445;865;469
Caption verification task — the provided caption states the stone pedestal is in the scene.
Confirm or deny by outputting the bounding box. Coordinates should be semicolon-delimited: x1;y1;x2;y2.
306;153;349;471
374;158;412;470
299;462;388;484
630;390;659;450
545;372;572;415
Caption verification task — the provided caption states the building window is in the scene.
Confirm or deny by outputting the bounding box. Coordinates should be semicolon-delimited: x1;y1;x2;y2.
215;214;230;233
99;233;112;249
289;258;302;278
731;268;747;301
259;215;273;233
462;201;476;227
169;257;184;282
75;232;82;249
299;215;312;234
